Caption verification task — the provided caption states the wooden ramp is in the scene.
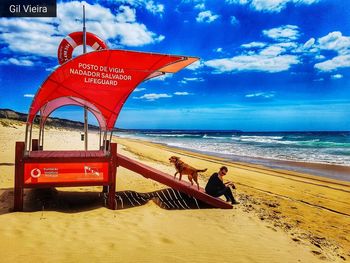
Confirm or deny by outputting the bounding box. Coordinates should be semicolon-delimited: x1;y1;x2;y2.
117;154;233;209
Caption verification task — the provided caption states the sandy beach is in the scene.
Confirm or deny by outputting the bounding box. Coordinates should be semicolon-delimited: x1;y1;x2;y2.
0;118;349;263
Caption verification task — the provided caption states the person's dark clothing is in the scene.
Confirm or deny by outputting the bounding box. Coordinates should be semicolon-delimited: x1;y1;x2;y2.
205;172;236;203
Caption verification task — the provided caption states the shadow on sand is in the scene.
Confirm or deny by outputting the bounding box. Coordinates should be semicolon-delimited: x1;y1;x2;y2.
0;187;214;214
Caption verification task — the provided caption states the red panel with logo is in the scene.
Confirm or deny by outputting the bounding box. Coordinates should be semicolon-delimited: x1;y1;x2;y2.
24;162;109;184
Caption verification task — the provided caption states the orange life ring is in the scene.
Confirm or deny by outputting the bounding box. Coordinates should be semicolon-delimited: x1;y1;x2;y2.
57;31;108;65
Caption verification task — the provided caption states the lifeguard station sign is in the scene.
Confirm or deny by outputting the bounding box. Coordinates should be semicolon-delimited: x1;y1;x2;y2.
24;162;109;184
28;49;198;130
69;62;131;86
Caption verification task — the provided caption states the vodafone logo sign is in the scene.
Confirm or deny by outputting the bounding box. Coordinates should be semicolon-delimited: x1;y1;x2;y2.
30;168;41;178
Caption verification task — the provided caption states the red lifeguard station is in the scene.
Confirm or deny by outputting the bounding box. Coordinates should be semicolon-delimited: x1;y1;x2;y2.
14;30;232;211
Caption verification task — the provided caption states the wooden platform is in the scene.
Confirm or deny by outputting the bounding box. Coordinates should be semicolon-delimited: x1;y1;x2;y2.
29;150;106;158
26;150;108;163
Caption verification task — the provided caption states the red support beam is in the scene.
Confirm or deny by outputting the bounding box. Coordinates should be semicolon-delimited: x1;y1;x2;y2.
14;142;25;211
107;143;117;210
32;139;39;151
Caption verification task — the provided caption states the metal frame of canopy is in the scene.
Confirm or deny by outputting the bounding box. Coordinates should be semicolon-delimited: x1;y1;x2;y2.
26;96;110;154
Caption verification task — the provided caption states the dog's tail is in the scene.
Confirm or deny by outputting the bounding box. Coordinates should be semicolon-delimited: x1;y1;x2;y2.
196;168;207;173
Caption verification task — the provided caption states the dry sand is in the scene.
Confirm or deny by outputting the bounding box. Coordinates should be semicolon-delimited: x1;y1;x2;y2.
0;118;349;263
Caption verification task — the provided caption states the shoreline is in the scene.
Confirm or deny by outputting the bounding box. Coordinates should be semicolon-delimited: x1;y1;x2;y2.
115;135;350;183
202;150;350;182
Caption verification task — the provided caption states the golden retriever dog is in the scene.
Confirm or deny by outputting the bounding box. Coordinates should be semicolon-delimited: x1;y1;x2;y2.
169;156;207;190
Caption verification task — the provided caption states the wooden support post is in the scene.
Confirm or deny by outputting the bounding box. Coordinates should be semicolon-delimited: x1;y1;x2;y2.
84;106;88;151
99;129;102;149
14;142;25;211
40;124;45;150
105;140;110;151
32;139;39;151
107;143;117;209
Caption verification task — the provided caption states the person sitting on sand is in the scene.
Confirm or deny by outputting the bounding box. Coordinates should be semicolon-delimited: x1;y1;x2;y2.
205;166;239;205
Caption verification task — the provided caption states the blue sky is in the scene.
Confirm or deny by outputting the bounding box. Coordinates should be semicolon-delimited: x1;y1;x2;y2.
0;0;350;131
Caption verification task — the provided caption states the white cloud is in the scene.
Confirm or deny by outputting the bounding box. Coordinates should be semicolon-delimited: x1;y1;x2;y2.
241;42;266;49
179;77;204;84
184;77;204;82
186;60;204;70
0;1;164;61
103;0;164;16
230;16;239;25
317;31;350;54
226;0;320;13
0;20;61;57
149;73;172;81
196;10;219;23
314;31;350;72
56;1;165;46
313;31;350;72
259;45;285;56
250;0;290;13
116;5;136;22
194;3;205;10
24;94;35;98
134;88;146;92
45;65;60;72
204;24;339;74
314;55;350;71
245;92;275;99
303;38;315;49
276;42;298;50
263;25;300;42
214;47;223;53
174;92;191;96
205;45;299;73
0;57;34;66
331;74;343;79
144;0;164;15
113;22;165;46
205;25;303;74
315;54;325;60
133;93;172;101
225;0;249;4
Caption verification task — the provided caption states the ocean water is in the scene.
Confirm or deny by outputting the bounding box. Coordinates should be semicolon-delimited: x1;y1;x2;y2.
115;130;350;180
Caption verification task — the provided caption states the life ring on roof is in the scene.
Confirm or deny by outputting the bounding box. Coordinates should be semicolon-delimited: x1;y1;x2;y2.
57;31;108;65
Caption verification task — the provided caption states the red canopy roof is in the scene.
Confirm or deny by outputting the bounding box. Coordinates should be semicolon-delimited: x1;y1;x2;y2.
28;49;198;130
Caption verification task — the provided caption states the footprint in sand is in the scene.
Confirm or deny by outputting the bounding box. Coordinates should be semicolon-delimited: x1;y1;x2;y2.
266;225;277;232
311;250;322;255
160;237;173;244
